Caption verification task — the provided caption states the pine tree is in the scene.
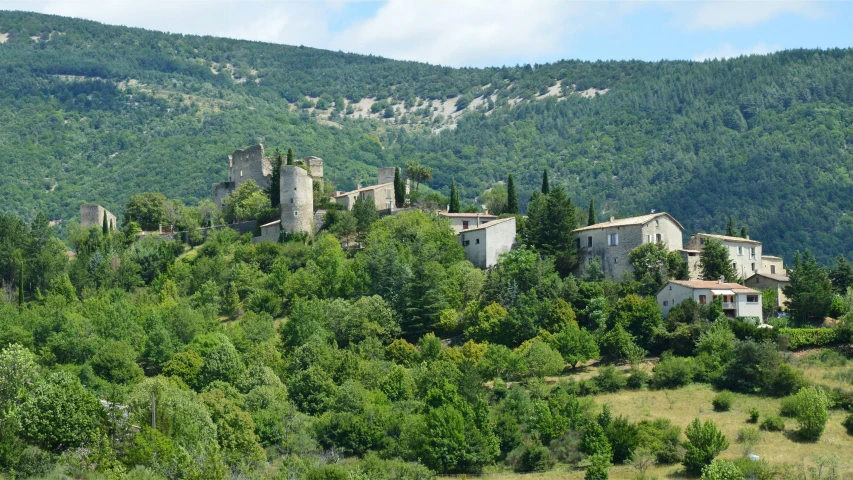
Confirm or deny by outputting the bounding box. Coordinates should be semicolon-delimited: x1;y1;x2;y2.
449;179;461;213
393;167;405;208
505;174;519;214
102;211;109;235
286;147;294;166
223;283;242;319
784;252;833;326
588;199;597;226
699;238;737;282
269;148;283;207
726;216;735;236
740;226;747;238
541;169;550;194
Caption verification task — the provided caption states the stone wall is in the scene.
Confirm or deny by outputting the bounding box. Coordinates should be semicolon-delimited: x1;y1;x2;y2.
280;165;314;235
80;204;117;230
228;144;271;191
211;181;234;209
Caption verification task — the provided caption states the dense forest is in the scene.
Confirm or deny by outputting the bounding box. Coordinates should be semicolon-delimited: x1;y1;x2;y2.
1;10;853;266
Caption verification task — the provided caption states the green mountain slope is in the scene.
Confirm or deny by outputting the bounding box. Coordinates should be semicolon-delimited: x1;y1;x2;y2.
2;11;853;263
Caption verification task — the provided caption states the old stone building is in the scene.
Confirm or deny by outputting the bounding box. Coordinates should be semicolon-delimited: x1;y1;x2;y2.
439;212;498;233
280;164;314;235
573;213;685;281
684;233;762;281
332;183;395;211
80;204;116;231
744;272;789;311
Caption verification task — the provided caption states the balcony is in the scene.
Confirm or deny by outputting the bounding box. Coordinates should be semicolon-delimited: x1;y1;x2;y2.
722;302;736;310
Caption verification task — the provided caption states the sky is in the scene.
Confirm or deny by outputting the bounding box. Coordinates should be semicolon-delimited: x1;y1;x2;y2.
1;0;851;67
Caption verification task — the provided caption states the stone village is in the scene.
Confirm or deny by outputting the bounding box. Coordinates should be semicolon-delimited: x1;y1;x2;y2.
82;144;787;323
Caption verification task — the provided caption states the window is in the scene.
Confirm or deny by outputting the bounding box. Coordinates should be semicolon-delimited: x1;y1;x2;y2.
290;198;293;203
699;295;707;305
771;265;776;274
614;234;619;245
737;246;743;255
751;263;756;272
750;247;756;259
608;234;619;246
663;300;669;306
747;295;759;303
462;221;469;230
607;234;611;246
294;211;299;216
614;257;618;264
476;239;480;244
240;170;243;177
656;233;662;242
463;240;470;246
645;234;651;243
732;262;737;271
588;237;593;248
575;238;581;249
700;237;705;245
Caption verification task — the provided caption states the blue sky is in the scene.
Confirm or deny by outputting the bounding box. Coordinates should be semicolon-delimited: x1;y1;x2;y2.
2;1;851;67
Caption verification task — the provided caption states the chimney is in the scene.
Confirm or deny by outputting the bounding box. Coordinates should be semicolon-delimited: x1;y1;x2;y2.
609;216;615;222
482;207;489;215
746;235;750;240
718;276;725;284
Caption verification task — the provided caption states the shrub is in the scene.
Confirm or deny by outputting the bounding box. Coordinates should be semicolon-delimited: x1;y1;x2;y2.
651;356;695;389
778;328;838;350
594;365;628;393
605;416;640;464
683;418;729;475
792;387;829;441
512;441;556;472
737;427;761;455
584;454;611;480
701;459;744;480
779;395;799;418
637;418;683;464
627;366;650;390
759;414;785;432
712;391;734;412
747;407;760;423
770;363;807;397
842;414;853;435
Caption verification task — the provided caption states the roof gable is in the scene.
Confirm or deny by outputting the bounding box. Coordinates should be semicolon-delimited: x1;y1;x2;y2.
572;212;684;233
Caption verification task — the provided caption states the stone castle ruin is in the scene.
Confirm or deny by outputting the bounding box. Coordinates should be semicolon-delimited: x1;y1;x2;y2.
80;203;116;231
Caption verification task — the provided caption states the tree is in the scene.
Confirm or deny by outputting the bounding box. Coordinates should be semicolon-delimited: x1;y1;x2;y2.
405;161;433;191
588;198;596;226
286;147;294;166
222;180;272;222
739;226;748;239
830;255;853;294
549;326;599;368
102;210;109;235
683;418;729;475
541;169;550;194
91;340;144;384
699;238;737;282
20;372;105;452
784;252;833;326
269;148;284;207
352;195;379;235
701;459;744;480
791;386;829;441
726;217;735;237
449;179;461;213
393;166;405;207
506;174;518;214
629;242;688;294
125;192;167;231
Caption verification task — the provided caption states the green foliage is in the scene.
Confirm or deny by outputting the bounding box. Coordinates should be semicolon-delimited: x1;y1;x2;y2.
542;170;550;195
842;414;853;435
637;418;683;464
748;407;760;423
549;325;599;368
699;238;737;282
682;418;729;475
778;328;839;349
222;180;272;223
605;415;640;464
505;174;518;215
712;391;734;412
784;252;834;326
91;340;144;384
651;356;695;389
125;193;167;231
585;453;611;480
790;387;830;441
448;179;461;213
701;459;744;480
759;414;784;432
511;441;556;472
593;365;628;393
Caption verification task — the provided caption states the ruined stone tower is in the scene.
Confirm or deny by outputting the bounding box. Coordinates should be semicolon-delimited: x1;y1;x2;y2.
280;165;314;235
212;144;272;208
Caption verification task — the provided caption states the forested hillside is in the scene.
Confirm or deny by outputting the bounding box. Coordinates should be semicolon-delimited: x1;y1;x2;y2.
2;11;853;262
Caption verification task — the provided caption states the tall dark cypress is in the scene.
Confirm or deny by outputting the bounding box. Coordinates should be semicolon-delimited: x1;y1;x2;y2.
269;148;283;207
506;174;519;214
740;226;748;238
449;179;460;213
726;216;735;236
587;199;596;226
102;211;109;235
286;147;294;166
541;169;550;194
18;260;24;307
393;167;405;208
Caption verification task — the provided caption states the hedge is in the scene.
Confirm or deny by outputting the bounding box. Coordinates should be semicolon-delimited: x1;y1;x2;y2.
778;328;839;350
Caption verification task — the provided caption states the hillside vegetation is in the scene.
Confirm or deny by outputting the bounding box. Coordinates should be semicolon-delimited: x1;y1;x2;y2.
2;11;853;262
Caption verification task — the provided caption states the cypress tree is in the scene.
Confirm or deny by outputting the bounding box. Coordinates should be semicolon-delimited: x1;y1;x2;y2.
726;216;735;236
286;147;294;166
18;259;24;307
449;179;461;213
587;199;597;226
102;211;109;235
740;226;747;238
269;148;283;207
541;169;550;194
393;167;405;207
506;174;519;214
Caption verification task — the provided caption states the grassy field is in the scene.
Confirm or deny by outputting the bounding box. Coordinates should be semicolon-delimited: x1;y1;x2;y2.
440;354;853;480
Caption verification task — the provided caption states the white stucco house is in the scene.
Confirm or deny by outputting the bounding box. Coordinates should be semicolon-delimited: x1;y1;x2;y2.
657;279;763;321
457;216;516;269
439;212;498;233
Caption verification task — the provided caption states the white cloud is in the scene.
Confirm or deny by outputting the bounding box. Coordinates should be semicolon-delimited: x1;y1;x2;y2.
692;41;782;61
682;1;822;31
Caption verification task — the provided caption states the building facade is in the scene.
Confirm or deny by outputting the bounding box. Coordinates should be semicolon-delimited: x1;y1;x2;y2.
458;216;516;269
573;213;684;281
657;280;763;320
439;212;498;233
684;234;762;281
80;204;116;231
332;183;395;211
761;255;785;276
280;165;314;235
744;272;789;311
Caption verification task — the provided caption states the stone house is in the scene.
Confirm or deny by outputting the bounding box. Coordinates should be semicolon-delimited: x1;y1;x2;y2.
761;255;785;276
573;213;685;281
80;204;116;231
331;183;395;211
439;212;498;233
657;280;763;320
457;216;516;269
684;234;762;281
744;272;790;310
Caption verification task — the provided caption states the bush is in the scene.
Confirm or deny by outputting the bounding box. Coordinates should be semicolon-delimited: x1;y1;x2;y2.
637;418;683;464
682;418;729;475
512;441;556;472
651;356;695;389
606;416;640;464
712;391;734;412
759;414;784;432
748;407;760;423
584;454;611;480
737;427;761;455
701;459;744;480
778;328;838;350
627;367;650;390
779;395;799;418
594;365;628;393
842;414;853;435
792;387;829;441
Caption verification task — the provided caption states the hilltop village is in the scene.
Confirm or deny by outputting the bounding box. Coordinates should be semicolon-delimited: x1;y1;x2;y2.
78;144;791;323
